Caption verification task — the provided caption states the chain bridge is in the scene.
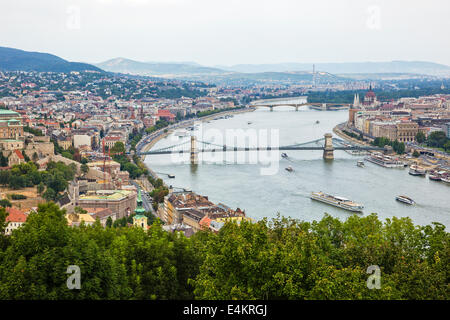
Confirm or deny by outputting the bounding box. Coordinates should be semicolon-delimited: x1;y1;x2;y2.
138;133;385;164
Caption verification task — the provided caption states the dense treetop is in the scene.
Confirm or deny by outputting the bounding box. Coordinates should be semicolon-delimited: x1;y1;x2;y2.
0;204;448;300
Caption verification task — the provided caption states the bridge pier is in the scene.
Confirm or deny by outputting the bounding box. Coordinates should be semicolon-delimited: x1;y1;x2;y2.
190;135;198;165
323;133;334;160
295;105;299;111
269;106;273;112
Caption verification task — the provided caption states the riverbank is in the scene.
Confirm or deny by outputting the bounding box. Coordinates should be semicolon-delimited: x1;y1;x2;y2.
333;122;373;147
333;122;450;170
138;106;256;177
140;107;255;156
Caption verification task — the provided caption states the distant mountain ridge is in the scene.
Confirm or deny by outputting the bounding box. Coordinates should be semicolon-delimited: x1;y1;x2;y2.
0;46;103;73
95;58;227;76
217;61;450;76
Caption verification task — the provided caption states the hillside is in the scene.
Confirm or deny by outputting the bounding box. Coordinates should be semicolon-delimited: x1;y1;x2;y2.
95;58;227;76
218;61;450;76
0;46;103;73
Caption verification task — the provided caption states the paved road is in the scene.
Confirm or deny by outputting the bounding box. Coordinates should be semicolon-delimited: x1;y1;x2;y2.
130;180;155;216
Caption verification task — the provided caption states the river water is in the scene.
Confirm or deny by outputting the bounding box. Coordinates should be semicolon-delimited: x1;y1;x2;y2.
144;106;450;228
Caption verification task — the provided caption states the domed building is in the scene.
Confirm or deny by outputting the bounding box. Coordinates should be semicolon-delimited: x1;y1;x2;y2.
362;85;379;108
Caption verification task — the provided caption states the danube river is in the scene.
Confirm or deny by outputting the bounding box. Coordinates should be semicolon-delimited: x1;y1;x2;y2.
144;106;450;228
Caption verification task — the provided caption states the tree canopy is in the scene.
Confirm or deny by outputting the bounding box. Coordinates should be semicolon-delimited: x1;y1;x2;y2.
0;204;447;300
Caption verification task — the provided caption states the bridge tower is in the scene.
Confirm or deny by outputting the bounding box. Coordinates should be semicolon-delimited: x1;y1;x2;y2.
323;133;334;160
190;135;198;164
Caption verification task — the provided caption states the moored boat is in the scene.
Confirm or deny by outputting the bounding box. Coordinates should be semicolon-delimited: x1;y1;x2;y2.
409;165;426;176
357;160;365;167
310;192;364;212
365;153;406;168
428;170;442;181
396;195;415;205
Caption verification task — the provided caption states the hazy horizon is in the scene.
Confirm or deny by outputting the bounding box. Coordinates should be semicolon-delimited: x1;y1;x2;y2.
1;0;450;66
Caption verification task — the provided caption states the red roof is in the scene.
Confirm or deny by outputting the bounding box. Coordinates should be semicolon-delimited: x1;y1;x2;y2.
14;150;24;160
104;136;121;141
5;207;27;223
365;90;376;98
199;216;212;229
156;109;175;118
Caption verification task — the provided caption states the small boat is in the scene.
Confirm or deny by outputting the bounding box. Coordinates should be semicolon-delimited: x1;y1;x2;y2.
281;153;288;158
440;173;450;184
174;130;189;137
428;170;441;181
168;174;175;179
396;195;415;205
247;121;252;125
409;165;426;176
357;160;365;167
285;166;293;172
316;120;320;124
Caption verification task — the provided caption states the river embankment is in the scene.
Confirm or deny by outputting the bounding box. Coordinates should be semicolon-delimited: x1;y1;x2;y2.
333;122;450;169
138;107;256;175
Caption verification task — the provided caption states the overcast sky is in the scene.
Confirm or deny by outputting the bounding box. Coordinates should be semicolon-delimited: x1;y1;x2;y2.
1;0;449;66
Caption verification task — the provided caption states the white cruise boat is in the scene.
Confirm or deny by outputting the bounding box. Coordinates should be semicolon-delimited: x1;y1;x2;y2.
409;165;426;176
365;153;406;168
310;192;364;212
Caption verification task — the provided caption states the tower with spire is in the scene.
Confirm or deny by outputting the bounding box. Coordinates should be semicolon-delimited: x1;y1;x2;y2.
353;93;360;109
134;187;146;215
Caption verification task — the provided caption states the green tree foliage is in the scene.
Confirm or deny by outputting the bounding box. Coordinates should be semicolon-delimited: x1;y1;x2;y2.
37;182;45;195
145;120;169;134
80;164;89;175
190;214;448;300
0;153;8;167
1;161;75;198
111;143;143;179
416;131;426;144
0;199;12;208
372;137;405;154
0;203;199;299
23;126;43;136
426;131;450;151
0;207;447;300
43;188;56;201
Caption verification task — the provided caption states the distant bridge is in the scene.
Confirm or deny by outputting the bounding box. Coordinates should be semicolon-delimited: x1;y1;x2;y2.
250;96;350;111
138;133;385;164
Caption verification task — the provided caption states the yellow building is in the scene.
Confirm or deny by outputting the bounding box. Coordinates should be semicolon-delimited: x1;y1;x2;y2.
57;138;72;150
133;214;148;230
215;216;253;224
0;110;23;140
66;213;96;227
